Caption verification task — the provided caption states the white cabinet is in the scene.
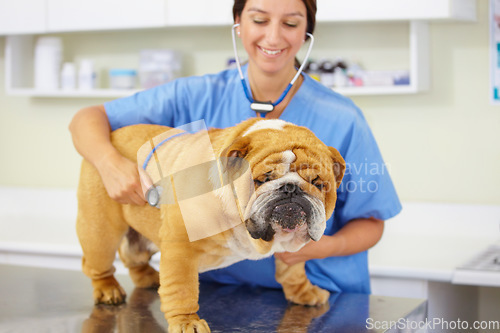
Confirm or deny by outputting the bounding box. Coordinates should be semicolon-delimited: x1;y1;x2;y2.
317;0;476;22
0;0;477;35
0;0;46;35
47;0;166;32
165;0;234;27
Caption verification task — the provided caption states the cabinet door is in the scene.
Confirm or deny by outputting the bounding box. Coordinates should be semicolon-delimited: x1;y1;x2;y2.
165;0;234;26
0;0;46;35
47;0;165;32
316;0;475;22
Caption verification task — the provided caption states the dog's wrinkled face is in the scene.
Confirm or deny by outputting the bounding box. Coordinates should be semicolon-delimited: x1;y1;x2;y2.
246;150;328;251
224;120;345;253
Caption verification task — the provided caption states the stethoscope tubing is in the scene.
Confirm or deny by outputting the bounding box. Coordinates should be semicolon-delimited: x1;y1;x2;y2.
231;23;315;111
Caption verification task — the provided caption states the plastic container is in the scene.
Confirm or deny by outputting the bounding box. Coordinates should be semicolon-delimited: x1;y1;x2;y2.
60;62;76;90
346;62;365;87
78;59;97;90
109;69;137;89
227;58;237;70
34;37;62;90
139;50;181;89
305;61;321;81
333;67;349;88
319;60;335;88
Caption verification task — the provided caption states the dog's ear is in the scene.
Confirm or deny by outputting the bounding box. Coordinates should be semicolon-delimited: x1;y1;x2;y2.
328;147;345;189
220;137;251;180
222;136;251;159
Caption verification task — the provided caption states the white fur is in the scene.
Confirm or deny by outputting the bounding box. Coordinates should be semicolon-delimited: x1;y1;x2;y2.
281;150;296;169
198;223;274;273
243;119;288;136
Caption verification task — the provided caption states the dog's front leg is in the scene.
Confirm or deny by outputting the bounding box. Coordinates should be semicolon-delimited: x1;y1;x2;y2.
275;257;330;306
158;206;210;333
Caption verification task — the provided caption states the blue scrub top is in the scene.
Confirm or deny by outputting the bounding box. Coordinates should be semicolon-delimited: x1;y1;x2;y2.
105;65;402;294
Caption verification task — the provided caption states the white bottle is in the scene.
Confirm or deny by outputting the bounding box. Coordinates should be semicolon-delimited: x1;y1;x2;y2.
78;59;97;90
60;62;76;90
333;67;349;88
34;37;62;90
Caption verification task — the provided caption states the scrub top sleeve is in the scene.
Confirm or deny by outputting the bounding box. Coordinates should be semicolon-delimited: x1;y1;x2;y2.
334;114;402;227
104;80;181;131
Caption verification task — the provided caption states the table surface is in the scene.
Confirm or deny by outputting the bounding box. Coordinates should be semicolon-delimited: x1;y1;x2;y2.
0;264;426;333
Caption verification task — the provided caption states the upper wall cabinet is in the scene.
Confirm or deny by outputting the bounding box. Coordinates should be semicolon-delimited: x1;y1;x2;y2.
316;0;476;22
165;0;234;27
0;0;477;35
0;0;46;35
46;0;166;32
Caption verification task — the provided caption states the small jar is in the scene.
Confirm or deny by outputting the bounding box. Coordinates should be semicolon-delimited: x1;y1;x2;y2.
78;59;97;90
109;69;137;89
319;60;335;88
60;62;76;90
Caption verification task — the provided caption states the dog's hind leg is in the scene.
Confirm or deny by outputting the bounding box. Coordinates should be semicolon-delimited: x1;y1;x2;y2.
118;228;160;289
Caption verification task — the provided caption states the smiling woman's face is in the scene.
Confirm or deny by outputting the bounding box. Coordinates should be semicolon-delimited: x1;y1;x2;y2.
235;0;307;78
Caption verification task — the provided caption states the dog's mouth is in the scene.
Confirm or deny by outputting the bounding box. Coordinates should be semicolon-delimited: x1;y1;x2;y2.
246;199;312;242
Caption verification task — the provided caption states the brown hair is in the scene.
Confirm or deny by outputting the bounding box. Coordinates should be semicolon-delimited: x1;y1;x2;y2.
233;0;317;38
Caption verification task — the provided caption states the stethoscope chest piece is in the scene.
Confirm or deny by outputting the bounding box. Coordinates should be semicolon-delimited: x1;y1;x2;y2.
250;102;274;113
146;186;162;208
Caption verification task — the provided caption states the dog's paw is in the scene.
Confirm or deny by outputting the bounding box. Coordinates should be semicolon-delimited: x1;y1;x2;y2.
284;284;330;306
167;314;211;333
91;276;127;305
129;264;160;289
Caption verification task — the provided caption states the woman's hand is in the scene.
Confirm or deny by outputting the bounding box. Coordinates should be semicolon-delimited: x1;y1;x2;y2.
95;151;152;205
275;218;385;266
275;236;332;266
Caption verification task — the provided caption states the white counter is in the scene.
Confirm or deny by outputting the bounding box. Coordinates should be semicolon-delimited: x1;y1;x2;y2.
1;187;499;287
369;201;500;287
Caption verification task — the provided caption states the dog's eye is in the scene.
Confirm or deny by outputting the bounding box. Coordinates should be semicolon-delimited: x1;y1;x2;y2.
312;176;324;191
254;173;272;186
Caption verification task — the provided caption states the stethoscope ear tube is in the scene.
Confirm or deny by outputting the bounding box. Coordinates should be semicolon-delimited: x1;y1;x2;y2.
232;24;245;80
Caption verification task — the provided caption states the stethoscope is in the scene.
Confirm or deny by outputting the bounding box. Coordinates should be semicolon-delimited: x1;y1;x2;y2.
231;23;315;115
145;26;315;207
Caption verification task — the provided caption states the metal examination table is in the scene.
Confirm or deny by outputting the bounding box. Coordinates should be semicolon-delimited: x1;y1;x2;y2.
0;264;426;332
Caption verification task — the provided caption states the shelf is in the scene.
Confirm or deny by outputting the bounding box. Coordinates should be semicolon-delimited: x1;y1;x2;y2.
6;88;141;98
4;21;430;98
334;85;418;96
5;86;417;98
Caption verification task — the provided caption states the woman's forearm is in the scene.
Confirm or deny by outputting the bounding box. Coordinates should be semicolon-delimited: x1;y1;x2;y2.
68;105;118;169
326;218;385;257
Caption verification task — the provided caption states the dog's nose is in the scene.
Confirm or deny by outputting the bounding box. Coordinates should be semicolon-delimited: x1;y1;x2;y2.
280;183;301;196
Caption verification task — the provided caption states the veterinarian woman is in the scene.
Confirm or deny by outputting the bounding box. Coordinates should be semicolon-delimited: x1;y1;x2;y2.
69;0;401;294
